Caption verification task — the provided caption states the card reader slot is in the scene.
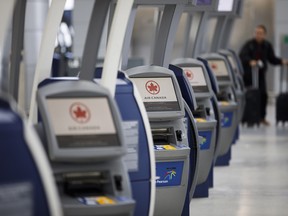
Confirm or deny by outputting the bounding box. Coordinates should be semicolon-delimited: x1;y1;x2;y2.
152;128;176;145
193;105;207;119
62;171;113;197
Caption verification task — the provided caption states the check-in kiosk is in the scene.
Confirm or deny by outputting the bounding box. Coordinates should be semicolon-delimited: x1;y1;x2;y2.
201;53;238;165
36;81;135;216
219;49;245;125
170;59;217;197
126;66;191;216
94;69;156;216
38;69;156;216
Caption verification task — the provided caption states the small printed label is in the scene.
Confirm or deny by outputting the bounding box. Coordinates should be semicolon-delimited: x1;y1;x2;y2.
154;145;176;151
219;101;230;106
78;196;116;206
96;196;116;205
163;145;177;150
122;121;139;172
195;118;207;123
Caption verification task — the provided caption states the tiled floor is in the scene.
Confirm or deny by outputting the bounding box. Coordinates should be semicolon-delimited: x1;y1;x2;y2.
190;105;288;216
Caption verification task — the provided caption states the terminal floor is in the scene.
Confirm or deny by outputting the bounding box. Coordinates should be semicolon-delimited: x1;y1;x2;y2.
190;105;288;216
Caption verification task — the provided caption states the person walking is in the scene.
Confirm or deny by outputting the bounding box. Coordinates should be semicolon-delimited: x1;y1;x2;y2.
239;24;288;126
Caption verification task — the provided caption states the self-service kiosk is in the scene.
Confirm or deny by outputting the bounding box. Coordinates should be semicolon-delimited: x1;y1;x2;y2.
201;53;238;166
126;66;191;216
38;69;156;216
219;50;245;125
36;81;135;216
170;60;217;197
0;95;62;216
94;69;155;216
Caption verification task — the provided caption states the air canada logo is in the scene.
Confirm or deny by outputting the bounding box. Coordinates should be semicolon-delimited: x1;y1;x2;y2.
184;69;194;80
70;102;91;124
145;80;160;95
211;63;218;70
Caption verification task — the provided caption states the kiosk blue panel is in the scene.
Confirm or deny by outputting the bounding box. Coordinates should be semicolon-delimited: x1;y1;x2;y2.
156;161;184;187
0;99;50;216
199;131;212;150
221;112;233;128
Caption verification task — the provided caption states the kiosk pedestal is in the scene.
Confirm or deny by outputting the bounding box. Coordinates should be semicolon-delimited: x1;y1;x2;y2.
215;101;238;166
152;121;190;216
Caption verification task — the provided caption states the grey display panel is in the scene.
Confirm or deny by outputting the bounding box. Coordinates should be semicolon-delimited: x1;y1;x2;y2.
46;97;120;149
131;77;181;112
182;66;209;93
207;59;230;82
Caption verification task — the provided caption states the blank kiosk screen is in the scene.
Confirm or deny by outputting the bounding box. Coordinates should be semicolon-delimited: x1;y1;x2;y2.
131;77;181;112
217;0;234;12
208;60;230;81
182;67;209;93
46;97;119;148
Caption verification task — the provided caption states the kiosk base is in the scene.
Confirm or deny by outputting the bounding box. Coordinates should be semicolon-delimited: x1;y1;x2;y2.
215;148;231;166
232;127;240;145
193;180;209;198
208;167;214;188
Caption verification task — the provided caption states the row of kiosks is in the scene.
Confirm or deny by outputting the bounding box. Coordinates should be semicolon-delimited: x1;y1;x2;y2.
29;0;139;216
182;0;244;166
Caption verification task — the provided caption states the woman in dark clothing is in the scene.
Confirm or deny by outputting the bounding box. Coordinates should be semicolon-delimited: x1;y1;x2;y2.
239;25;288;126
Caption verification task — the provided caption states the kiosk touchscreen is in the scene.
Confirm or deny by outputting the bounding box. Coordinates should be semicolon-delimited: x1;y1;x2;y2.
131;77;181;112
126;66;190;216
172;58;217;197
207;59;231;84
182;66;210;93
37;81;135;216
201;54;239;165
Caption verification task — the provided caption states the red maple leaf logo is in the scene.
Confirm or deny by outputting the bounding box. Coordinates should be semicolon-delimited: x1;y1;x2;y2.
148;83;158;92
211;63;218;70
74;106;87;119
184;69;194;80
70;103;91;123
145;80;160;95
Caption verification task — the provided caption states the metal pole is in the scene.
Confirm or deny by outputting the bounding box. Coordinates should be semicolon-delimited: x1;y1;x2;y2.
152;4;184;67
79;0;112;81
9;0;27;101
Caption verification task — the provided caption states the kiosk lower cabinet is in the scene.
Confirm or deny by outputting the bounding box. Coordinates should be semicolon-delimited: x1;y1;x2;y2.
36;81;135;216
126;66;192;216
